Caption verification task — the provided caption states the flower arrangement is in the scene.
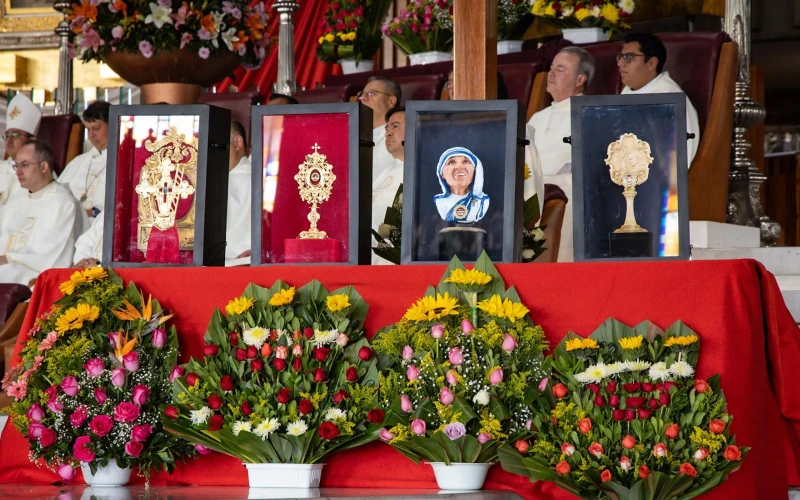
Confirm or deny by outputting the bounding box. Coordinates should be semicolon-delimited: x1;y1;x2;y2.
1;268;195;481
381;0;454;56
498;0;535;41
531;0;635;32
317;0;394;64
372;253;550;467
66;0;271;67
499;318;748;500
162;280;384;466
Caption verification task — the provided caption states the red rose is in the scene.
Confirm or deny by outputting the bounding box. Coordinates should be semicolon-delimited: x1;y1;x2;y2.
600;469;612;483
621;435;636;449
247;345;257;359
292;358;302;371
638;465;650;479
251;359;264;372
605;381;617;393
314;368;327;383
515;440;530;454
241;401;252;416
679;463;697;477
593;396;605;408
552;383;568;399
39;428;57;447
208;394;222;410
313;347;330;362
261;344;272;357
609;395;620;407
625;410;635;421
648;398;660;410
586;383;600;395
723;445;742;461
612;409;625;421
276;388;291;404
663;381;678;391
659;392;671;406
333;389;350;404
665;424;680;439
555;461;570;475
358;346;374;361
637;408;652;420
164;406;179;420
220;375;234;391
274;358;287;372
186;373;199;386
578;418;592;434
203;344;219;357
623;382;641;392
318;421;339;440
346;366;357;382
303;327;314;339
641;383;654;393
625;397;646;408
694;378;710;393
235;349;247;362
367;409;385;424
655;383;665;391
709;419;726;434
229;332;238;346
298;399;313;415
208;414;224;431
269;330;279;341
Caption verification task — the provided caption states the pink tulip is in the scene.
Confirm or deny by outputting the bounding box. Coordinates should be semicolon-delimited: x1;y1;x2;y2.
402;345;414;360
195;444;210;455
406;365;420;381
446;369;459;386
83;358;105;378
538;377;549;392
379;428;394;441
57;464;76;482
60;376;79;397
94;387;108;404
111;368;126;387
448;347;464;366
440;387;455;405
411;419;426;435
478;433;492;443
431;324;444;339
132;384;150;405
169;365;185;382
502;334;518;352
26;403;44;422
123;352;139;372
461;319;474;335
401;395;413;412
490;368;504;385
151;328;166;348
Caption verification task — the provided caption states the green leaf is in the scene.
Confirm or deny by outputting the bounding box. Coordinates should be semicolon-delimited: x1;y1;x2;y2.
523;193;540;229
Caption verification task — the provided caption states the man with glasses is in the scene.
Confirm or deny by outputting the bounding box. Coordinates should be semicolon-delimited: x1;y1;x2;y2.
372;107;405;265
618;33;699;163
0;94;41;210
0;141;81;285
358;76;401;173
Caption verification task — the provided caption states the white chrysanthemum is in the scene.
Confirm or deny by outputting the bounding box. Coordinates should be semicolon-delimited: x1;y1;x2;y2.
324;408;347;422
287;420;309;436
254;418;280;440
618;0;635;15
562;6;574;17
312;329;339;347
473;389;490;406
605;362;628;376
669;361;695;378
583;363;607;383
242;327;269;348
232;421;252;436
626;359;651;372
574;371;592;383
648;361;670;381
190;406;212;425
591;5;601;17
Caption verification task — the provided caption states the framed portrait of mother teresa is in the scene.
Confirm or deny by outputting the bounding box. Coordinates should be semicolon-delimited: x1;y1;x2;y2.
402;100;524;263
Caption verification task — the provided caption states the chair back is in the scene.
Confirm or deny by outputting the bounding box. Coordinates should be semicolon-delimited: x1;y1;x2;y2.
197;91;264;147
294;84;362;104
537;183;568;263
394;74;446;105
38;114;84;176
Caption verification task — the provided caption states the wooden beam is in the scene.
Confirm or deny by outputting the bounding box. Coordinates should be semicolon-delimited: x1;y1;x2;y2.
453;0;497;100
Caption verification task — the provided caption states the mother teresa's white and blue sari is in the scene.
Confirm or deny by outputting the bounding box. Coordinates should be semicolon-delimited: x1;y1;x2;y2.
433;147;491;223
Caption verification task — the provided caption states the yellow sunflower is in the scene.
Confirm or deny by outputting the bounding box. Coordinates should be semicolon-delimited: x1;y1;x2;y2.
445;268;492;288
565;337;599;351
326;294;351;312
226;296;256;316
81;267;108;282
403;292;459;322
664;335;699;347
55;303;100;333
269;287;296;307
476;295;529;322
59;271;87;295
619;335;644;350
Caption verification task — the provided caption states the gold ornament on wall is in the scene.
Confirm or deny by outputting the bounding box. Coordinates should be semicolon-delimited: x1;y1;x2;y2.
294;143;336;239
605;133;653;234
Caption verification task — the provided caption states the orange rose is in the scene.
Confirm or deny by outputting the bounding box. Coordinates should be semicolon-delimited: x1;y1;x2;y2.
723;445;742;461
638;465;650;479
679;463;697;477
665;423;680;439
708;419;726;434
552;383;568;399
555;461;571;475
261;343;272;357
578;417;592;434
621;435;636;449
600;469;612;483
694;378;709;393
514;440;529;454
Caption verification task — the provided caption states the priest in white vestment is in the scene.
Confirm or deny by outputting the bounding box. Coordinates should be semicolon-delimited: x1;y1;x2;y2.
73;211;104;267
618;33;700;164
527;46;596;262
58;101;110;220
0;141;81;285
0;94;41;211
372;107;405;265
226;121;252;266
358;76;401;174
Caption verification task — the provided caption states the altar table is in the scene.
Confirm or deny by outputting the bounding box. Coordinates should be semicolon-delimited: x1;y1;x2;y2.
2;260;799;500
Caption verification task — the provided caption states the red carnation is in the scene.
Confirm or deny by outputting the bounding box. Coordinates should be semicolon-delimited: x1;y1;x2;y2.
203;344;218;357
228;332;238;346
314;368;327;383
220;375;234;391
303;327;314;339
269;330;279;341
208;414;224;431
208;394;222;410
623;382;640;392
235;349;247;362
274;358;287;372
367;409;385;424
186;372;199;386
332;389;350;404
346;366;357;382
292;358;302;371
318;421;339;440
625;397;646;408
164;406;179;420
247;345;257;359
313;347;330;362
241;401;253;416
276;388;291;404
251;359;264;372
298;399;313;415
358;346;374;361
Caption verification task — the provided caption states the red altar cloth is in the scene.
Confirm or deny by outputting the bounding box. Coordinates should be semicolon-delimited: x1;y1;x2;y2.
2;260;799;500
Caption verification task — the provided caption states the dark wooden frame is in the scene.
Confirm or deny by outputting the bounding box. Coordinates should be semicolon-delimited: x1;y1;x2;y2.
102;104;231;267
250;102;373;266
401;100;524;264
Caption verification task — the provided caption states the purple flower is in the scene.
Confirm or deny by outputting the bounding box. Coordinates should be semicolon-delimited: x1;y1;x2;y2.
151;328;166;348
180;32;193;50
222;1;242;20
443;422;466;440
111;26;124;40
139;41;153;59
84;358;105;378
198;47;210;59
198;28;212;41
123;351;139;372
237;45;246;56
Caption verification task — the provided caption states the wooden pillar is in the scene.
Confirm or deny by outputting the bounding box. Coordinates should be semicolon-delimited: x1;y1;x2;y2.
453;0;497;100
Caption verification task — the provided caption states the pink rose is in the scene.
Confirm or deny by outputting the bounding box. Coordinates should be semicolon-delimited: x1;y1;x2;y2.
132;384;150;405
440;387;455;405
431;324;444;339
39;428;57;447
336;333;349;347
490;368;504;385
292;344;303;357
620;456;632;471
60;376;79;397
151;328;166;348
561;443;575;456
28;421;45;439
379;428;394;441
84;358;105;378
402;345;413;360
169;365;185;382
70;405;89;428
195;444;210;455
448;347;464;366
446;369;458;386
57;464;76;482
123;352;139;372
26;403;44;422
406;365;420;381
131;424;152;442
400;395;413;412
461;319;474;335
694;447;709;460
111;368;126;388
94;387;107;404
73;435;95;462
114;402;141;423
275;346;289;359
47;397;63;413
501;334;518;352
125;440;143;457
90;415;113;437
653;443;668;458
478;433;492;443
411;419;426;435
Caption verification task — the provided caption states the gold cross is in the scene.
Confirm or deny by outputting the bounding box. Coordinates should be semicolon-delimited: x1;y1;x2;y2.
8;106;21;120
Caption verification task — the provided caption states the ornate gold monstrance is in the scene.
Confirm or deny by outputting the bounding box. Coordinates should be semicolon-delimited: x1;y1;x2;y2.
605;133;654;233
135;127;198;250
294;143;336;239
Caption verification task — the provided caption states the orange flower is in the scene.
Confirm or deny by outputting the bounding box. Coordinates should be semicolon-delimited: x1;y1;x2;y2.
70;0;98;22
245;13;265;40
233;30;249;50
112;0;127;16
200;13;216;34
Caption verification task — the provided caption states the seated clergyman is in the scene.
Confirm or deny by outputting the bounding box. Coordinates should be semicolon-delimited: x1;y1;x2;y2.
434;147;490;223
226;121;252;265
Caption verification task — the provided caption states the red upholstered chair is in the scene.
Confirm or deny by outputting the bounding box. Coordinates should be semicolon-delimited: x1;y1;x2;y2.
0;283;32;377
394;74;446;105
197;91;264;148
38;114;84;177
293;84;362;104
538;183;568;263
583;41;624;96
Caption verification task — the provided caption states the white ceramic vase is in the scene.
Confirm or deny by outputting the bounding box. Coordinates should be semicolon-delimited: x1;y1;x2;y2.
561;27;607;44
407;51;452;66
80;459;132;487
429;462;492;490
497;40;524;55
338;58;376;75
244;463;324;489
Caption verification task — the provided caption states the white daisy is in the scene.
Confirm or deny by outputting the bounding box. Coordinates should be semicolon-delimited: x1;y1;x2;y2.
618;0;635;15
312;329;339;347
286;420;309;436
648;362;670;381
254;418;281;440
190;406;212;425
324;408;347;422
626;359;651;372
669;361;695;378
605;361;628;376
242;327;269;348
232;421;252;436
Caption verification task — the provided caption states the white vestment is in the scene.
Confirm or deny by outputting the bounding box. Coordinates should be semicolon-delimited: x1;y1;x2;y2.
621;71;700;165
0;159;25;210
372;126;394;176
226;156;252;264
371;156;404;265
58;147;108;215
73;210;104;264
0;182;81;284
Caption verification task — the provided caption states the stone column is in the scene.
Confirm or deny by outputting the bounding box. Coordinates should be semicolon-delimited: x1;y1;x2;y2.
53;0;74;115
273;1;300;96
